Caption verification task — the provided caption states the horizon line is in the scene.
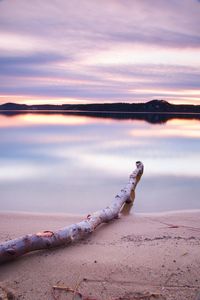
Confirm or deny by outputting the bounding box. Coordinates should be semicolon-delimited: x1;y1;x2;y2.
1;99;200;107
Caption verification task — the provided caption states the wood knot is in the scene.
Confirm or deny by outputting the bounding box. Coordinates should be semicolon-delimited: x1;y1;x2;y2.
6;248;16;255
36;230;54;237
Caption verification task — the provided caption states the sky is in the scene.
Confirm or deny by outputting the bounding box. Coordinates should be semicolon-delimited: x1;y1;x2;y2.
0;0;200;105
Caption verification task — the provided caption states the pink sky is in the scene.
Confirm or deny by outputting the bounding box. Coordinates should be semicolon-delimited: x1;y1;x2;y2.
0;0;200;105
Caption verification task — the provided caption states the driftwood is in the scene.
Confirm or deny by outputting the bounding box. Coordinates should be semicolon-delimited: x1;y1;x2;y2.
0;161;143;263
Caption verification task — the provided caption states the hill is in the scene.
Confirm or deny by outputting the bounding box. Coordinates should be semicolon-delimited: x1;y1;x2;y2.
0;100;200;113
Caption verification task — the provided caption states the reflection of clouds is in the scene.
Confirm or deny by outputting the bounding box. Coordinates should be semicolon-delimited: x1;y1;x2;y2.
0;113;200;213
1;116;200;182
25;135;91;144
20;114;96;126
92;139;145;149
32;143;200;179
33;147;134;177
69;151;131;177
0;114;97;127
74;152;200;178
0;161;50;182
0;131;97;145
129;119;200;139
143;158;200;177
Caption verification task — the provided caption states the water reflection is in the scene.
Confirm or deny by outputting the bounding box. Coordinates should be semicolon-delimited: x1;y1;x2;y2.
0;113;96;127
0;112;199;214
1;110;200;124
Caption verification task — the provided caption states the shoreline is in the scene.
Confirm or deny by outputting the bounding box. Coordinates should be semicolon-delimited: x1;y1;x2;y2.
0;210;200;299
1;207;200;217
1;109;200;115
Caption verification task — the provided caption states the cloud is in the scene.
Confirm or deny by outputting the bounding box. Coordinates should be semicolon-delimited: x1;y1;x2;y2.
1;0;200;51
108;28;200;49
0;52;66;66
0;52;71;81
0;0;200;104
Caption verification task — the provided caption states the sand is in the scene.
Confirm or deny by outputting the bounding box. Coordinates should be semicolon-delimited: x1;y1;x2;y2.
0;209;200;300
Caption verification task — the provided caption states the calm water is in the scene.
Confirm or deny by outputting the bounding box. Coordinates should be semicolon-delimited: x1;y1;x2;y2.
0;112;200;214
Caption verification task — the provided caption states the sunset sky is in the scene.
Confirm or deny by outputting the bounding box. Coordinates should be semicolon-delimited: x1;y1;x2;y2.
0;0;200;105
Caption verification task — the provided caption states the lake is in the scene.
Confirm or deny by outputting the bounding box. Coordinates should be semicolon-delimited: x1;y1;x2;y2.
0;111;200;214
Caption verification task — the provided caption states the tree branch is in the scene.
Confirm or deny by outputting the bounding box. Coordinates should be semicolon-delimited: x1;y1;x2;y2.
0;161;143;263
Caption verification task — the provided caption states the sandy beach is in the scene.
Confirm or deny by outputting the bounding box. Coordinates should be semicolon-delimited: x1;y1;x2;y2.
0;210;200;300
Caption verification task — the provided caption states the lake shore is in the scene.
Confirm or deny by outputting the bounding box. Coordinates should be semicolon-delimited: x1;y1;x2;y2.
0;210;200;300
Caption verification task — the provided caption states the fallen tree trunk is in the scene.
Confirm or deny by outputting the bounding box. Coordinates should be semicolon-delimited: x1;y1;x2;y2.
0;161;143;264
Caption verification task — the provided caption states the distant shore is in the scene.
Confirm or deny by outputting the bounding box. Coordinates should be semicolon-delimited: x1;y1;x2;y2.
1;99;200;113
0;210;200;299
1;99;200;124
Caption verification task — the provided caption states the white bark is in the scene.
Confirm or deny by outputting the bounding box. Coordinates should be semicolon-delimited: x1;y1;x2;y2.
0;161;143;264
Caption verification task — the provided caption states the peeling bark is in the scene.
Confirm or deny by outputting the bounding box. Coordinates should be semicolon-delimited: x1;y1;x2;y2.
0;161;143;263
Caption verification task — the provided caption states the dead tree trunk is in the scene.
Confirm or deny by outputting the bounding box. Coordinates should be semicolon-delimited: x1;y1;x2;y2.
0;161;143;264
